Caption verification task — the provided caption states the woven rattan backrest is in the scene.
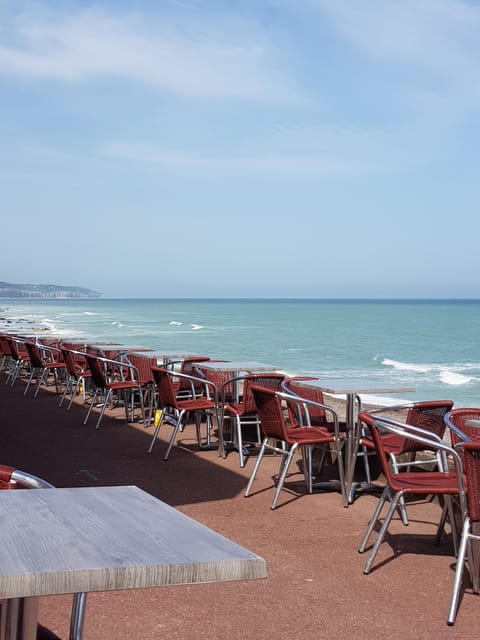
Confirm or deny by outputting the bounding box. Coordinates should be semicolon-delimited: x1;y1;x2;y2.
85;355;109;389
197;366;236;403
251;385;288;441
462;442;480;522
152;367;178;408
283;377;327;427
61;348;80;378
401;401;453;453
240;374;285;414
177;357;211;391
125;354;156;386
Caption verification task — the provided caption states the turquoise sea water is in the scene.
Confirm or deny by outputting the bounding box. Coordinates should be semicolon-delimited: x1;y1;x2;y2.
1;298;479;407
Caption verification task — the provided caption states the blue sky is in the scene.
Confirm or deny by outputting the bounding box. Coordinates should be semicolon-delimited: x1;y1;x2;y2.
1;0;479;298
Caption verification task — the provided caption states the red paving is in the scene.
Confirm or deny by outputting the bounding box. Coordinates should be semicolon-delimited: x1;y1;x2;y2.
0;379;477;639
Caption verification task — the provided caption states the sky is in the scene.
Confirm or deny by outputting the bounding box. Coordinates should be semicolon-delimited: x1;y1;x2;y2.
1;0;480;298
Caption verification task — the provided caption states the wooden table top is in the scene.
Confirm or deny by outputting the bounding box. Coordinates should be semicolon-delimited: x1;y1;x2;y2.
0;485;267;599
197;361;279;372
294;378;415;396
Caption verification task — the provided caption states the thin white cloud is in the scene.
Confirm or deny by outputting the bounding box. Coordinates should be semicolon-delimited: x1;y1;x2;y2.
0;6;303;104
307;0;480;99
99;118;428;177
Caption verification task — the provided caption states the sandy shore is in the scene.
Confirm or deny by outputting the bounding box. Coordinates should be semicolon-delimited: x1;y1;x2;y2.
0;373;471;640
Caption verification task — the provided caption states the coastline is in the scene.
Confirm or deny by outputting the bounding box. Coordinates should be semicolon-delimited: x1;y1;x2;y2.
0;298;475;408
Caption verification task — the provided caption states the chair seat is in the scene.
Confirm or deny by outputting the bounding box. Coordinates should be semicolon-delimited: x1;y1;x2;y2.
361;433;402;452
177;398;216;412
107;380;141;391
390;471;459;494
287;426;345;446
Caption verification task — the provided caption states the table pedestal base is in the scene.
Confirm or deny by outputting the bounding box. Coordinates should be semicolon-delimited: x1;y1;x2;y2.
347;481;383;505
0;597;38;640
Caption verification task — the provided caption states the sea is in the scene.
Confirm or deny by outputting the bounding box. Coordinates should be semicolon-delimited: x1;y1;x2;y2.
1;298;479;408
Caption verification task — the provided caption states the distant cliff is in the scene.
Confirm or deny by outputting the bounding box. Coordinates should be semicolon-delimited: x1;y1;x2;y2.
0;281;102;299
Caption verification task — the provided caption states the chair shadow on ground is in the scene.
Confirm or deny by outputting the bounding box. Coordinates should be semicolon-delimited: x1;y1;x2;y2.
0;382;249;507
358;499;459;575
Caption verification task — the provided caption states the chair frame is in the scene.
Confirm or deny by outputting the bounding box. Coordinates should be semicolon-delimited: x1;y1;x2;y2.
359;400;454;524
147;367;220;460
358;416;465;575
83;354;147;429
58;347;92;410
244;386;346;509
221;373;285;468
0;465;86;640
447;439;480;625
24;341;66;397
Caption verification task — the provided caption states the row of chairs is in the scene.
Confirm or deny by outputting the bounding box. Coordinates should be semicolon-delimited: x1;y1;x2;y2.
2;332;479;625
239;382;480;626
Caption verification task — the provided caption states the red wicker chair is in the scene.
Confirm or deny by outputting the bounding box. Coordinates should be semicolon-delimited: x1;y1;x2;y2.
3;336;30;385
221;373;285;467
448;440;480;625
147;367;219;460
23;340;66;397
83;354;147;429
358;415;462;575
359;400;453;523
244;385;346;509
58;347;92;409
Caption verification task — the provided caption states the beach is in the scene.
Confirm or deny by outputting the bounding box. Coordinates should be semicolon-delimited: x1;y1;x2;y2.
0;371;475;639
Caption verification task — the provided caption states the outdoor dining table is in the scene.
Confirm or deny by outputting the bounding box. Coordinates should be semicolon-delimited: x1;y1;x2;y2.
128;350;208;366
0;485;267;640
294;378;415;505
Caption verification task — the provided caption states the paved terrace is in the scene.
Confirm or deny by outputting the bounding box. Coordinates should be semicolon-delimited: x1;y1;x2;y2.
0;381;476;639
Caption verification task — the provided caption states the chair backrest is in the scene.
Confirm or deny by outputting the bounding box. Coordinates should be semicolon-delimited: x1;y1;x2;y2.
177;356;211;391
195;364;236;403
0;335;12;358
461;441;480;523
85;355;109;389
402;401;453;452
61;348;82;378
152;367;179;408
283;377;328;427
6;336;28;361
124;354;157;386
445;408;480;445
251;385;289;441
368;415;463;486
25;341;47;368
360;400;453;454
238;374;285;413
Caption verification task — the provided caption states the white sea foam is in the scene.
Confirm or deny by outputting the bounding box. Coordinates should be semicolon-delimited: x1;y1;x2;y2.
382;358;433;373
169;321;183;326
439;370;474;386
191;324;203;331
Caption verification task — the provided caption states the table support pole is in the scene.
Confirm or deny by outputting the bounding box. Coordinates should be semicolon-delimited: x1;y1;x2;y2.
70;593;87;640
0;597;39;640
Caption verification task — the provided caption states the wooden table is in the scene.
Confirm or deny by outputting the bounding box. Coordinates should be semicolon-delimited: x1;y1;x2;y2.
198;361;279;374
0;485;267;640
128;350;206;365
294;378;415;505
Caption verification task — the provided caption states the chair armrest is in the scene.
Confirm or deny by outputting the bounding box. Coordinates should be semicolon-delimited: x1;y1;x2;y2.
167;370;218;401
277;391;342;439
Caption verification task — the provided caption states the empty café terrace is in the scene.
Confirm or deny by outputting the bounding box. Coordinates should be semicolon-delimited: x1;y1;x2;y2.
0;369;476;640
